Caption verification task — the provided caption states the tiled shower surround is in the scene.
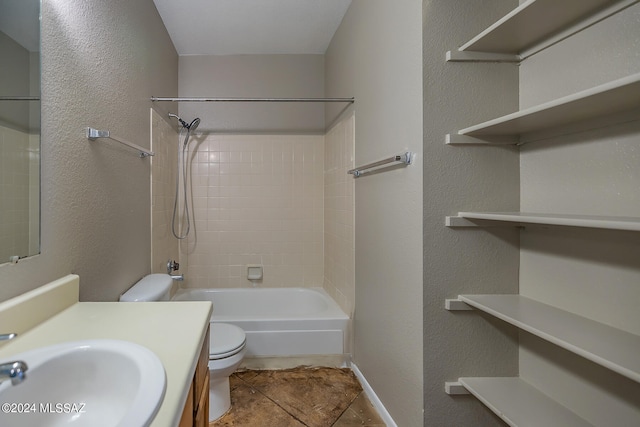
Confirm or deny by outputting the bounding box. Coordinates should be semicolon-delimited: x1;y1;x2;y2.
151;112;355;315
182;132;325;288
150;110;179;274
323;115;355;316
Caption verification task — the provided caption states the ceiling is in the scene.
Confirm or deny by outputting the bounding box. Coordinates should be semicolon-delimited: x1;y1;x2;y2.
152;0;352;56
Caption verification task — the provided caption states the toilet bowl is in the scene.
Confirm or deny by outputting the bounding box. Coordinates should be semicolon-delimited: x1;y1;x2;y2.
119;274;247;422
208;323;246;421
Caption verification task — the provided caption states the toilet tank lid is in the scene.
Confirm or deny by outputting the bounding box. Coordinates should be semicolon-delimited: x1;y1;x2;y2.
119;274;172;302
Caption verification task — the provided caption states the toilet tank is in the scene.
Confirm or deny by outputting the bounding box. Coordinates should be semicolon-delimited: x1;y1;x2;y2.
119;274;173;302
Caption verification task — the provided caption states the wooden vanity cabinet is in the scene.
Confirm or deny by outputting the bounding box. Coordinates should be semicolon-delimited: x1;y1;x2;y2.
179;325;210;427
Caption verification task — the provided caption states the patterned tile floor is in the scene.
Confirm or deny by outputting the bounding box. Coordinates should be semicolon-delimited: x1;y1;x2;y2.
210;367;386;427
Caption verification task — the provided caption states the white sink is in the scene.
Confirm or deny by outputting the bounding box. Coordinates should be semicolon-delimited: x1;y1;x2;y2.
0;339;166;427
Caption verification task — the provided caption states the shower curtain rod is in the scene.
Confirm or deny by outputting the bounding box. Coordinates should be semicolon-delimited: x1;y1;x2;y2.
150;96;354;103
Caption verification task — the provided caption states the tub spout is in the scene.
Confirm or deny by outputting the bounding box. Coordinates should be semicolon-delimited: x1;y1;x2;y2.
0;361;28;385
170;274;184;281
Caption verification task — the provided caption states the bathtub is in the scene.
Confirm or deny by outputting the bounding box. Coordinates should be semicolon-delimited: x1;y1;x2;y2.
172;287;349;357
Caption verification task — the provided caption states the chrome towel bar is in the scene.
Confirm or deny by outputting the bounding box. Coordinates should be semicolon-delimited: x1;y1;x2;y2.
348;151;413;177
86;127;155;158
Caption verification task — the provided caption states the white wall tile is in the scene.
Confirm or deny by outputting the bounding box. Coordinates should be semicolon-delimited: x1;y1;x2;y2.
322;114;355;316
181;134;325;288
150;110;179;274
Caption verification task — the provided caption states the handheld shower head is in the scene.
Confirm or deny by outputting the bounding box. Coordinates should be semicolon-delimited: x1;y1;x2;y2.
168;113;200;131
188;118;200;132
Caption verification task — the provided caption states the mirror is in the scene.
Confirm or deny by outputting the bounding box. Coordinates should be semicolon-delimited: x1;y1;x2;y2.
0;0;40;263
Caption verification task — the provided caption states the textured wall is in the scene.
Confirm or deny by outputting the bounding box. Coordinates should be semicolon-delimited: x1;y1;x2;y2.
0;0;178;302
422;0;520;426
325;1;424;425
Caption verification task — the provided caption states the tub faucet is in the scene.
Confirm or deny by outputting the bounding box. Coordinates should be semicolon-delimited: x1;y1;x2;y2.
0;333;27;385
167;260;183;281
167;260;179;274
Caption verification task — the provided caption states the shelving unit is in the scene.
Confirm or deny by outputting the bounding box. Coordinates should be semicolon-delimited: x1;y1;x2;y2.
446;73;640;145
445;1;640;425
445;212;640;232
447;295;640;383
455;377;594;427
446;0;638;61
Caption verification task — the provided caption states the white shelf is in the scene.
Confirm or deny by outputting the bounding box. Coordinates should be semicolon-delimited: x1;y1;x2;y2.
449;73;640;143
458;0;627;55
447;212;640;232
458;377;594;427
457;295;640;383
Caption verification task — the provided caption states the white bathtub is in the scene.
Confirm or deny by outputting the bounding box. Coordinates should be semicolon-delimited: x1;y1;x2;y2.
172;287;349;357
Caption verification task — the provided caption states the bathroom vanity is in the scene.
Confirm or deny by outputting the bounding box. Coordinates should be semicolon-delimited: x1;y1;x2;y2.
0;275;212;427
179;324;210;427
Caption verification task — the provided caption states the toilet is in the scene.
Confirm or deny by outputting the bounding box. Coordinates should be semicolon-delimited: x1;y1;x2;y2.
120;274;247;422
208;323;246;420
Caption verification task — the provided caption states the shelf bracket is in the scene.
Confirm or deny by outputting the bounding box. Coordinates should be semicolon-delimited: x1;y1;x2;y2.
446;50;521;63
445;298;473;311
446;134;518;145
445;216;480;227
445;381;470;395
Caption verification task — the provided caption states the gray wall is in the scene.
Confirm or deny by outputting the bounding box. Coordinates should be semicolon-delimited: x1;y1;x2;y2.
325;1;424;425
422;0;520;425
0;0;178;302
178;54;325;133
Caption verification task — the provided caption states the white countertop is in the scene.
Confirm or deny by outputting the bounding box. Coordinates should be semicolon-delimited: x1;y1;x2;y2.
0;275;212;427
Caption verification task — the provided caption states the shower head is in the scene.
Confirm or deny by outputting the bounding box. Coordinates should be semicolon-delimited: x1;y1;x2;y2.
188;117;200;132
168;113;200;131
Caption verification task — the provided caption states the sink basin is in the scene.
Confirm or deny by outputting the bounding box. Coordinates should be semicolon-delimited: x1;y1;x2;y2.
0;339;166;427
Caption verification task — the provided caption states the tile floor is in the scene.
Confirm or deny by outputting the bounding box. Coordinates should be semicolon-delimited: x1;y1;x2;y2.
210;367;386;427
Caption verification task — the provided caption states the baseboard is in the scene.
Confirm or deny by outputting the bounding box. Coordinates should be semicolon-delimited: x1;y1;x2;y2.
350;362;397;427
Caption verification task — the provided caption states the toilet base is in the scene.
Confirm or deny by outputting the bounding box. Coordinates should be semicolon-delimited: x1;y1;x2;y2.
209;375;231;422
206;330;246;422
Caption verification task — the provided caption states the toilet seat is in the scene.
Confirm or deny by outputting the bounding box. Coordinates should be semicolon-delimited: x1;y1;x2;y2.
210;323;246;360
